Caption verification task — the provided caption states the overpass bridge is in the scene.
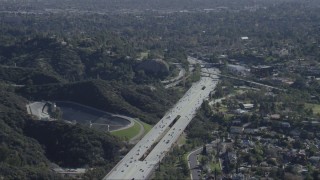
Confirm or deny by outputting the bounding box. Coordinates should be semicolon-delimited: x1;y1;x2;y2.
201;71;286;92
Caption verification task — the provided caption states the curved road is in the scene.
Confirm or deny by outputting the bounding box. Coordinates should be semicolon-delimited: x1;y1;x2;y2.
129;120;145;144
161;64;186;84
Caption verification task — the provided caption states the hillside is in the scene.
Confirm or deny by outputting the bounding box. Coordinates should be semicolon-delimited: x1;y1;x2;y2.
24;121;122;168
0;36;177;83
0;89;58;179
0;8;187;179
0;87;124;179
0;37;84;81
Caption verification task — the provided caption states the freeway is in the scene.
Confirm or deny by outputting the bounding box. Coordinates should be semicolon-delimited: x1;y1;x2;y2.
104;58;220;180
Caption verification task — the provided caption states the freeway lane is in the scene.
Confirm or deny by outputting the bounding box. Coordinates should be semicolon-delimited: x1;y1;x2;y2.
104;59;220;180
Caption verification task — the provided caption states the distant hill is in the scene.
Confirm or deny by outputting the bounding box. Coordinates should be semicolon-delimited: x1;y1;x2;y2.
0;36;169;83
0;66;63;85
0;37;84;81
1;0;315;12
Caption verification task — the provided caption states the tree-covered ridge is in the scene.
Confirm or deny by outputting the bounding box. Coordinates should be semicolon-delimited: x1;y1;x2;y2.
0;37;84;81
24;121;122;168
0;90;58;179
0;66;62;85
1;0;318;11
0;36;178;83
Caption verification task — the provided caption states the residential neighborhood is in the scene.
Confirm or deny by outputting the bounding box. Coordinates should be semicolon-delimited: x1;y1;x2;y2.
188;57;320;179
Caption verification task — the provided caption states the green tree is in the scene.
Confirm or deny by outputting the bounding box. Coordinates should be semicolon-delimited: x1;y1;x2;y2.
202;144;207;155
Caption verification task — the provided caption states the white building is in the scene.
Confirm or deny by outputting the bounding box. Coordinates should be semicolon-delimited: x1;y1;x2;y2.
226;64;249;76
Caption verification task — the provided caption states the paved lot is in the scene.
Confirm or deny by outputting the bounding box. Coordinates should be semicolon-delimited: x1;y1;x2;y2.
27;102;50;120
104;58;220;180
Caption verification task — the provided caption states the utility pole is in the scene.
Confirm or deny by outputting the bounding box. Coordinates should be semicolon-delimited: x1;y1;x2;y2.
183;74;186;87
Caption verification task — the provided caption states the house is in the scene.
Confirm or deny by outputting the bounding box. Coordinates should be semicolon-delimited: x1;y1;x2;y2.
234;109;248;114
279;48;289;57
230;126;244;134
244;128;259;134
226;64;249;76
239;103;254;110
241;36;249;40
258;126;268;132
281;122;291;128
231;173;245;180
232;120;242;126
270;114;281;120
251;65;274;77
311;121;320;126
228;152;237;163
241;139;254;147
309;156;320;165
298;150;306;156
301;120;320;126
290;129;301;137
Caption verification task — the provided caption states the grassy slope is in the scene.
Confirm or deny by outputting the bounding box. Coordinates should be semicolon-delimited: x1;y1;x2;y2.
139;52;149;59
111;119;153;140
305;103;320;114
111;120;141;140
137;119;153;135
